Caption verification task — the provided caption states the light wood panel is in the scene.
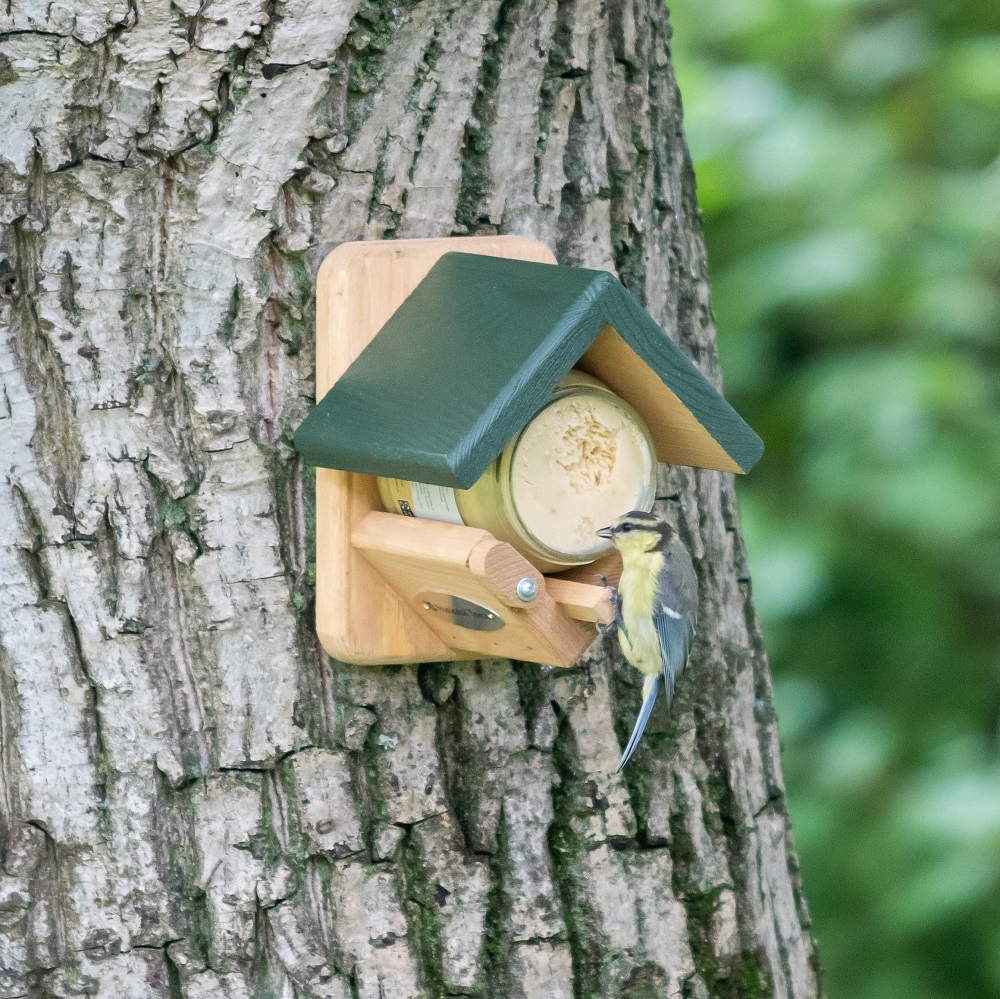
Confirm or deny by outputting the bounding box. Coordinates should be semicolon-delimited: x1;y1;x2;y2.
578;326;744;474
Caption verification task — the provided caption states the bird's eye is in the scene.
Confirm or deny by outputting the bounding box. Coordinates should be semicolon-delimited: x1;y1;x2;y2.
621;523;633;533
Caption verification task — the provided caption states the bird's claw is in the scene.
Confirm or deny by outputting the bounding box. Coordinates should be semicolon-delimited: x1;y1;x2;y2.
593;574;623;638
594;574;621;608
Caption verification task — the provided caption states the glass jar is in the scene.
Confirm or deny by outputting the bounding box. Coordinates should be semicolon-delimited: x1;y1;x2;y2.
377;371;657;572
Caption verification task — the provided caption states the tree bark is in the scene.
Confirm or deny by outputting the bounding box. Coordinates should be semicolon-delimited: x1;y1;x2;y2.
0;1;819;997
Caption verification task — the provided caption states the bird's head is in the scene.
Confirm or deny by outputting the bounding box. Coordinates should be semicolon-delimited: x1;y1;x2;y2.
596;511;673;556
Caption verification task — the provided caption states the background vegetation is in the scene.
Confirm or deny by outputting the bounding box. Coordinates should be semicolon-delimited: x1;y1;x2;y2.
666;1;1000;995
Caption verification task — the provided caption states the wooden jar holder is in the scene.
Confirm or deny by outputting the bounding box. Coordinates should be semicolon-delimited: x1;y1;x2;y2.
315;236;617;667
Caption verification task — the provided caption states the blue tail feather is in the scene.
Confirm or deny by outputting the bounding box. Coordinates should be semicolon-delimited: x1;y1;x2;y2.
617;675;661;771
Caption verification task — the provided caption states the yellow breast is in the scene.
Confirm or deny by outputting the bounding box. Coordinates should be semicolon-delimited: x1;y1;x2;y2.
617;549;664;677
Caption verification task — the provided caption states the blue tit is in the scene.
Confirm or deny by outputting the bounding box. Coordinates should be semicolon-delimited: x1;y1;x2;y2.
595;510;698;770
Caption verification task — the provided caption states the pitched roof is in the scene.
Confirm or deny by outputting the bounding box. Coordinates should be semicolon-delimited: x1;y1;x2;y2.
294;252;763;488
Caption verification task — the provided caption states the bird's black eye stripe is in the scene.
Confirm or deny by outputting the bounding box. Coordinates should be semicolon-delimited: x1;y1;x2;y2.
621;523;633;533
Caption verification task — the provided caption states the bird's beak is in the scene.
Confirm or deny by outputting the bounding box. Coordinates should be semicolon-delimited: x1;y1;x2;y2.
595;525;613;539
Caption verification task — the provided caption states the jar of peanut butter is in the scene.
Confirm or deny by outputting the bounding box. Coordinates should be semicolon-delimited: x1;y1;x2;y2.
377;371;657;572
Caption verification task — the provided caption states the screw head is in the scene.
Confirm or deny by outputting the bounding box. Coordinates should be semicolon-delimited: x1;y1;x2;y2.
516;577;538;602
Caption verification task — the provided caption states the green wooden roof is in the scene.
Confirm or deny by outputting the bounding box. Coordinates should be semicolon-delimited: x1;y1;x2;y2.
294;252;763;488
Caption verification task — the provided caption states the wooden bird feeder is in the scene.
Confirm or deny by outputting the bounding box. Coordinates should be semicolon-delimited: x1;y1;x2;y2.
294;236;762;667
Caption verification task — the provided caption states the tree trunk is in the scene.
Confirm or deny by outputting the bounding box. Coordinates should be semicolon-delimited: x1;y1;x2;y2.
0;1;819;997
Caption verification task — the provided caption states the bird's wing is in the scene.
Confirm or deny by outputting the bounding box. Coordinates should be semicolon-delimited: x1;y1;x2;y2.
654;602;694;706
617;675;660;772
617;600;692;771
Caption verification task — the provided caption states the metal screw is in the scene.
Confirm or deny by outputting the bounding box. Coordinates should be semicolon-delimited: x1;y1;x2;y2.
516;577;538;602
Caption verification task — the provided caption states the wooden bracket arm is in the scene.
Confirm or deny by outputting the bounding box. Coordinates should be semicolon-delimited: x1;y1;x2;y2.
352;511;613;667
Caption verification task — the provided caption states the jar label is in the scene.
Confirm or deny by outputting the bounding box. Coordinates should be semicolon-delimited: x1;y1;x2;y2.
388;480;464;526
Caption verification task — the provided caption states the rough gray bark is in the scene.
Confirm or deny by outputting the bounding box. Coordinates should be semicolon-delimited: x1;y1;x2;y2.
0;1;819;997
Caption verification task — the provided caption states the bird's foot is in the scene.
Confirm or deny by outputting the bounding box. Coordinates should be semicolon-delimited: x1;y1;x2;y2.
594;574;621;606
594;575;622;637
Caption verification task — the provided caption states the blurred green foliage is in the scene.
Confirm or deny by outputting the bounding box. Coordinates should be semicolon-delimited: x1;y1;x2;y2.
667;1;1000;996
